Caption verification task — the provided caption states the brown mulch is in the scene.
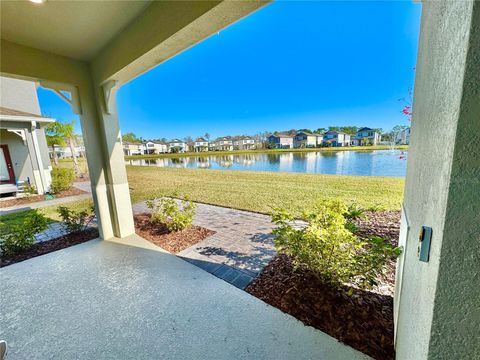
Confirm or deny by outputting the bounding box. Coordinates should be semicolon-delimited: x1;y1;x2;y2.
247;255;395;360
352;210;400;246
246;210;402;360
134;213;215;254
0;228;99;267
0;187;87;208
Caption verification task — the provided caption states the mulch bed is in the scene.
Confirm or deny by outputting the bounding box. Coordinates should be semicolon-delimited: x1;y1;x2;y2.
246;210;401;360
134;213;215;254
0;228;99;268
0;187;87;208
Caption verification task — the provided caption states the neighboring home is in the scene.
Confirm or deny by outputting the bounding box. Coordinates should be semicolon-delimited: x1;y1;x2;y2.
208;141;217;152
293;131;322;148
215;137;234;151
143;141;167;154
0;77;54;195
168;139;188;153
194;137;209;152
322;131;351;147
233;136;256;150
395;127;411;145
351;127;381;146
123;142;144;156
267;133;294;149
49;144;85;159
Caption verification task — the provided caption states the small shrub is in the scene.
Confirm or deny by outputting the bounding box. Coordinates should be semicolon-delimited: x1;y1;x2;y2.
272;199;401;290
57;205;95;233
51;167;75;193
0;210;48;256
23;184;37;196
344;203;366;220
146;196;196;232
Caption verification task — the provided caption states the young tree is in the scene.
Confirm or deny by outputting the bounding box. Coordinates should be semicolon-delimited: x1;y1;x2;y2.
45;122;67;166
62;120;80;174
122;132;140;143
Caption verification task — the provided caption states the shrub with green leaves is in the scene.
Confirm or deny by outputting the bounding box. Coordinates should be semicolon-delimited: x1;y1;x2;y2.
0;210;48;256
272;200;401;290
344;203;366;220
57;205;95;233
146;196;196;232
50;167;75;194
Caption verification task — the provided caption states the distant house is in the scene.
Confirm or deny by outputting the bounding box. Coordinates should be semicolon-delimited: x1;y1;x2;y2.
123;142;144;156
322;131;351;147
395;128;411;145
267;133;294;149
1;77;54;195
215;137;234;151
208;141;217;151
194;138;209;152
168;139;188;153
351;127;381;146
143;141;167;154
293;131;321;148
233;136;256;150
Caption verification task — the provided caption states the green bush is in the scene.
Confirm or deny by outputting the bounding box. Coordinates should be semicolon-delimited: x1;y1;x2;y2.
57;205;95;233
344;203;366;220
0;210;48;256
272;200;401;290
146;196;196;232
50;167;75;193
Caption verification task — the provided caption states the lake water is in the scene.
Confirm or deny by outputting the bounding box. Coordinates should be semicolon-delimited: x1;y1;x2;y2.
126;150;407;177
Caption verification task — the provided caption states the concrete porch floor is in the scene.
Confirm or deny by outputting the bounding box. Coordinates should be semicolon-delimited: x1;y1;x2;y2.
0;235;369;359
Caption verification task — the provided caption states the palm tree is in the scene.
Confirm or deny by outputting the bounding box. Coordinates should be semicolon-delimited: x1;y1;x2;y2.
45;122;66;166
63;120;80;174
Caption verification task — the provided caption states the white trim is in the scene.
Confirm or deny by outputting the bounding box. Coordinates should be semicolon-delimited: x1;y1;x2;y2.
0;114;55;123
30;121;49;194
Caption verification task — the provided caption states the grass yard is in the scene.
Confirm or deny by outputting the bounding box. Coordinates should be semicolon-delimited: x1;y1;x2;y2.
127;167;404;215
1;164;404;227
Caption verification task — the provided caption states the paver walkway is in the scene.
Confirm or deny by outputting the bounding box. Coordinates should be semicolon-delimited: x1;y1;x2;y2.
133;201;277;289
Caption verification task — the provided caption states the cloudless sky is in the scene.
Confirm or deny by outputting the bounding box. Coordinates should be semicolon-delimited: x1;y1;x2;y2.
37;1;421;139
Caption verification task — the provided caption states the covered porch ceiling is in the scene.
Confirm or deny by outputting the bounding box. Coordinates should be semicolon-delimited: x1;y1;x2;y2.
1;0;269;86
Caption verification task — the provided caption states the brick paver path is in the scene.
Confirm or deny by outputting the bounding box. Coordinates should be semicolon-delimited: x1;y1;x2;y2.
133;201;277;289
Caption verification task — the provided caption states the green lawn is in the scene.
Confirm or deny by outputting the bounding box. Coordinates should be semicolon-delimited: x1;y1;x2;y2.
1;162;404;227
127;167;404;215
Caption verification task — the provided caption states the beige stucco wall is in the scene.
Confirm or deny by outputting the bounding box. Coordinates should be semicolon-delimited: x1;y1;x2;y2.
0;76;52;190
0;129;34;182
395;1;479;359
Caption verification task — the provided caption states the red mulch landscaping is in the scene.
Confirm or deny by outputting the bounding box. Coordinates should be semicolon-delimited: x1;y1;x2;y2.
0;228;99;267
247;210;401;360
134;213;215;254
0;187;87;208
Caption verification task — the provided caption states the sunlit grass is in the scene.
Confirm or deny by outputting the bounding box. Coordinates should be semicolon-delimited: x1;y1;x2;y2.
127;167;404;216
2;163;404;227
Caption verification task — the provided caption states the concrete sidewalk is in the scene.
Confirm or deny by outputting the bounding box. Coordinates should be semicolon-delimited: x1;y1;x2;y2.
0;235;370;360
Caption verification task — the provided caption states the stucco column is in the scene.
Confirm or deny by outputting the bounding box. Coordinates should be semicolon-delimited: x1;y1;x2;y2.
78;75;135;240
394;1;479;359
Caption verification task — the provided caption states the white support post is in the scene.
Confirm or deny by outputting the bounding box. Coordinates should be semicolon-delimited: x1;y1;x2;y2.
76;76;135;239
29;121;49;195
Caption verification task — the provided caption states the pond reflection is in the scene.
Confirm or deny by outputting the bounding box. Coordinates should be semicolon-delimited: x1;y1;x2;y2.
126;150;407;177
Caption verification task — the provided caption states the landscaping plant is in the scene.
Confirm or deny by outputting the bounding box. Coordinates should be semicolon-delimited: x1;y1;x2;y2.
57;205;95;233
271;199;401;290
0;210;48;256
51;167;75;193
146;195;196;232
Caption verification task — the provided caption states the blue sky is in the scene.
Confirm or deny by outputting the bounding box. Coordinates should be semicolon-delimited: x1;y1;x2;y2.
37;1;421;139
